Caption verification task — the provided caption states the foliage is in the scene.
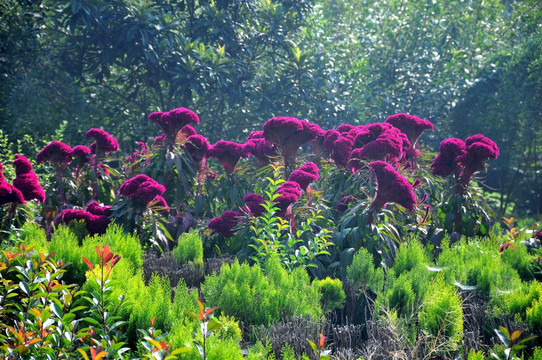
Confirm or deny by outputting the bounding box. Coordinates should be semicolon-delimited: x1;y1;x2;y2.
418;275;464;355
346;247;384;294
202;256;322;326
313;277;346;314
172;230;204;267
491;327;536;360
437;236;522;297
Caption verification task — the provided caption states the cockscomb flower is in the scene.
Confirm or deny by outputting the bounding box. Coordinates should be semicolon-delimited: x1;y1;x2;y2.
337;124;356;133
263;117;321;171
180;125;196;137
431;138;466;178
369;161;416;214
207;140;246;175
322;129;341;154
457;134;499;186
153;133;166;148
72;145;93;164
288;162;319;191
55;208;110;235
349;134;403;170
0;182;26;206
134;180;166;205
86;201;112;217
337;195;355;212
184;135;210;163
148;195;169;214
119;174;153;198
243;131;277;163
243;193;266;217
12;155;45;203
385;113;433;146
149;107;199;145
275;181;301;216
208;210;242;237
86;128;119;154
331;135;355;168
36;140;73;167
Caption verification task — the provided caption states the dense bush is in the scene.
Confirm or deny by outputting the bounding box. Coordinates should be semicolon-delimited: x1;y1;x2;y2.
202;256;322;326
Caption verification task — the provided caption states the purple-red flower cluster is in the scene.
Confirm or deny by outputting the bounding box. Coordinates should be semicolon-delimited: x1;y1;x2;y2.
55;208;110;235
431;134;499;187
184;135;210;163
431;138;466;177
208;210;242;237
243;131;277;164
149;107;199;144
0;178;25;207
385;113;434;146
86;128;119;155
207;140;246;175
263;117;321;159
12;155;45;203
36;141;73;167
243;193;266;217
119;174;166;205
288;162;319;191
72;145;93;164
369;161;416;212
275;181;302;216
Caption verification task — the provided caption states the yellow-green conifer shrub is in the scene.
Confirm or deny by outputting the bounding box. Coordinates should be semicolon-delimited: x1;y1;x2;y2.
172;229;204;267
313;277;346;314
418;275;463;353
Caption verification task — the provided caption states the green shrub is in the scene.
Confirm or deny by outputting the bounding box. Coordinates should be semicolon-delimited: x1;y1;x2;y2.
172;229;204;266
19;221;48;253
393;238;430;277
467;349;486;360
531;347;542;360
500;241;533;281
126;273;172;341
526;298;542;330
346;247;384;294
437;237;522;297
418;275;463;353
313;277;346;314
216;314;242;342
48;225;85;283
202;255;322;326
382;275;416;318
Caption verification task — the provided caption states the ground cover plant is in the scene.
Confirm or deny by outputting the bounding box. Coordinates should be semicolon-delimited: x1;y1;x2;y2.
1;105;541;360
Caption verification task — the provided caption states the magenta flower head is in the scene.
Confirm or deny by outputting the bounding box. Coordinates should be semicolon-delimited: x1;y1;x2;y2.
153;133;166;148
288;162;319;191
134;180;166;205
180;125;196;137
431;138;466;178
457;134;499;185
72;145;93;164
13;154;33;175
263;117;320;167
275;181;301;216
208;210;242;237
184;134;210;163
0;182;26;206
331;135;354;168
12;155;45;203
323;129;340;153
56;208;110;235
337;124;356;133
119;174;153;198
86;128;119;155
207;140;246;175
243;193;265;217
149;107;199;145
148;195;169;214
86;201;112;217
36;140;73;167
385;113;434;146
337;195;355;212
369;161;416;213
349;133;403;170
243;131;278;163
